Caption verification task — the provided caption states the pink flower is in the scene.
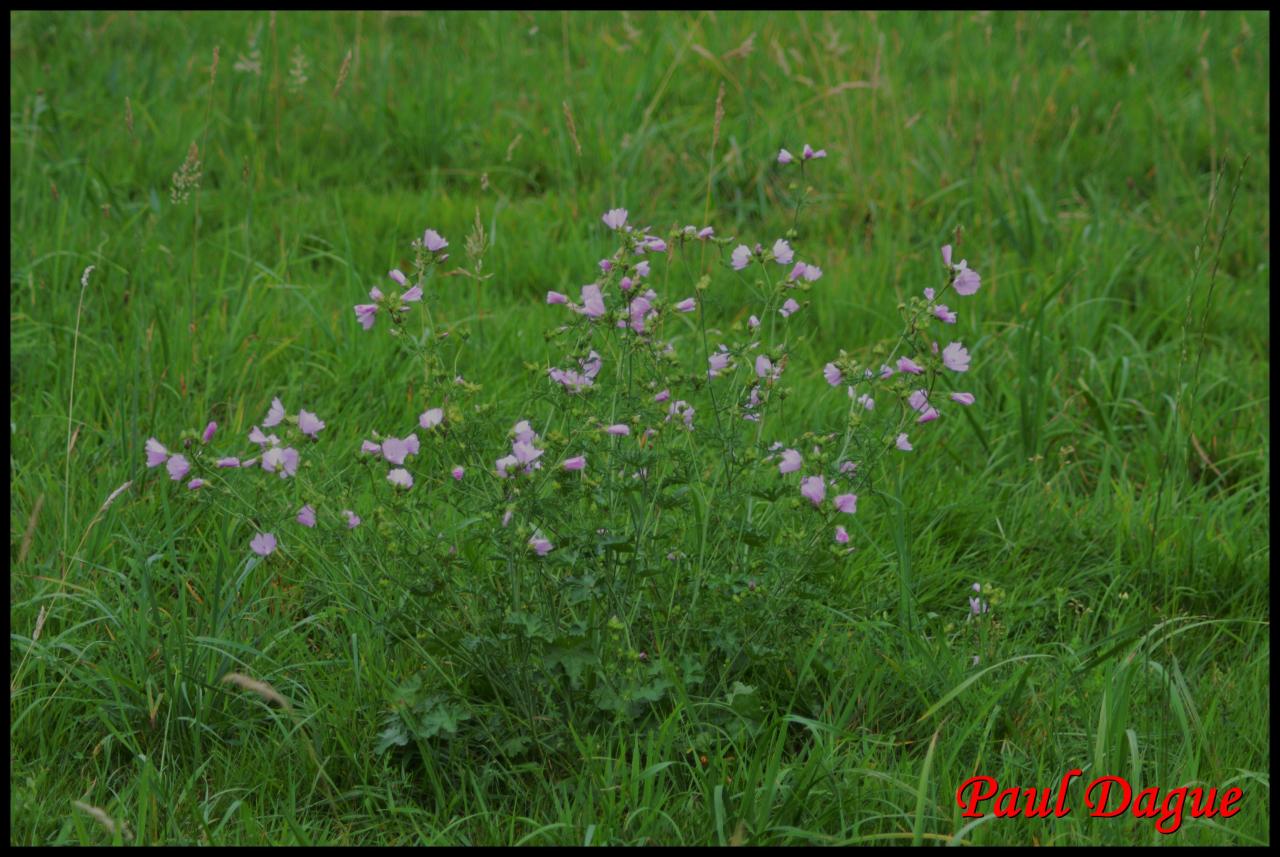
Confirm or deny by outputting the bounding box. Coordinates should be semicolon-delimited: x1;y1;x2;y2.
839;460;857;475
857;393;875;411
389;269;407;286
708;349;732;378
369;286;384;301
834;525;850;544
263;397;285;428
777;148;794;164
654;389;670;403
602;208;628;230
562;455;586;471
917;407;940;424
404;434;420;455
420;408;444;430
262;446;299;477
605;424;631;436
166;454;190;481
748;315;760;329
529;535;554;556
495;454;519;478
401;285;423;303
627;289;656;332
634;260;651;278
802;144;827;160
513;440;543;467
354;304;378;330
642;237;668;253
800;475;826;506
216;457;240;468
801;264;822;282
823;363;842;386
951;260;981;296
942;342;970;373
941;245;953;267
908;389;930;412
599;259;613;273
381;437;413;465
423;229;448;252
343;510;361;529
576;284;606;318
451;466;465;480
619;276;634;291
778;449;802;474
834;493;857;514
772;239;794;265
779;298;801;317
360;440;380;455
897;356;924;375
674;297;697;313
187;478;205;490
297;504;317;527
755;355;773;378
501;509;513;527
387;468;413;489
250;532;277;556
202;422;217;443
731;245;752;270
248;426;276;446
546;291;568;305
896;433;913;452
145;438;169;468
513;420;536;444
950;392;976;406
933;304;957;324
298;410;325;438
697;226;714;239
924;287;936;301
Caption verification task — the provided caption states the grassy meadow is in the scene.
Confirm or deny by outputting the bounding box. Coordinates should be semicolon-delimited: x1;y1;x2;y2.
8;10;1270;845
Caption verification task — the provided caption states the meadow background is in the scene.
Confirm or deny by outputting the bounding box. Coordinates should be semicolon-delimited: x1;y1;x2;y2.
9;10;1270;845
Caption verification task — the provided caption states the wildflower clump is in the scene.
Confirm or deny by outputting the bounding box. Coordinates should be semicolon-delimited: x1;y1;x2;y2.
137;144;986;757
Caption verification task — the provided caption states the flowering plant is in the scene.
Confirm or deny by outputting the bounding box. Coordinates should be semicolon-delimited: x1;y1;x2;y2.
140;147;983;756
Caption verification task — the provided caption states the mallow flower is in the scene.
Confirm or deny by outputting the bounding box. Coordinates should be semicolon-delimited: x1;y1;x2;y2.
145;438;169;468
166;454;190;481
834;493;857;514
297;504;317;528
298;410;325;438
942;342;971;373
950;392;976;406
772;239;794;265
250;532;277;556
777;148;794;164
263;397;285;428
778;449;802;474
423;229;448;252
779;298;801;317
823;363;842;386
602;208;628;230
800;475;826;506
731;245;752;270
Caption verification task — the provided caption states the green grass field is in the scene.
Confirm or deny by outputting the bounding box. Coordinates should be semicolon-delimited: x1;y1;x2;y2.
9;11;1270;845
